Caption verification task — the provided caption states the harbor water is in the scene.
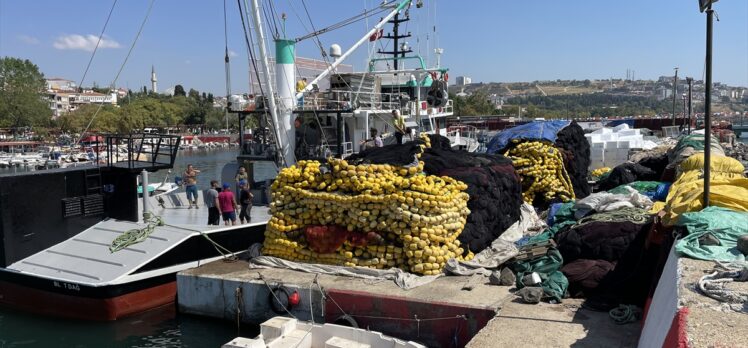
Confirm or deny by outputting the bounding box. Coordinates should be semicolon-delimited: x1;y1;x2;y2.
0;148;260;347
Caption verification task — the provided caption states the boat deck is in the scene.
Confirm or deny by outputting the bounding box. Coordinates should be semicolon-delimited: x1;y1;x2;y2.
6;194;271;287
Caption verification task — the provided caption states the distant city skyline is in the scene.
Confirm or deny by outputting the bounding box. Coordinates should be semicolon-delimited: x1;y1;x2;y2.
1;0;746;94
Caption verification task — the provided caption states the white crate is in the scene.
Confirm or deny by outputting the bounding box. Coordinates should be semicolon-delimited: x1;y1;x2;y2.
618;129;640;136
612;123;630;131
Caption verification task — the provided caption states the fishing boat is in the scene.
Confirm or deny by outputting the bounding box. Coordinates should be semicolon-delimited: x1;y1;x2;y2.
220;0;469;187
0;133;267;320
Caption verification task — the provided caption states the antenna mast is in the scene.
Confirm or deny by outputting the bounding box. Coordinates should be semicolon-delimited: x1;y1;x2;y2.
377;7;412;70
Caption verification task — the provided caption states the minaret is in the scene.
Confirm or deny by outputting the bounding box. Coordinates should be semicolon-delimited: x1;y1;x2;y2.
150;65;158;93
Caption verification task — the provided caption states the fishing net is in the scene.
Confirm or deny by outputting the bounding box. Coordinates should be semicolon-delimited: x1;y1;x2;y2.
263;157;472;275
554;122;591;198
346;141;424;166
597;163;658;192
420;139;523;255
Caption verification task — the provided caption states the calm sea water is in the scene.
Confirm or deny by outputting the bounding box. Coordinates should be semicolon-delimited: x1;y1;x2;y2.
0;148;260;347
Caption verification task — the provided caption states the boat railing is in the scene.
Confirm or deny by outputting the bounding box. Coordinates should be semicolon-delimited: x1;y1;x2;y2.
298;89;405;112
104;133;181;172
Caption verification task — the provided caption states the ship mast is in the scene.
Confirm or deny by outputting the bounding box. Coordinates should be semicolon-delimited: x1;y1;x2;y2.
377;8;412;71
249;0;289;166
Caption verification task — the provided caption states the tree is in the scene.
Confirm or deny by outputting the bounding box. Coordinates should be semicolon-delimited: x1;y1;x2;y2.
174;84;186;97
0;57;49;132
188;88;200;100
207;93;214;103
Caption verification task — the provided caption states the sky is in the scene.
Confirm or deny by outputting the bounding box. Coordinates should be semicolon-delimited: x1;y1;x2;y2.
1;0;746;95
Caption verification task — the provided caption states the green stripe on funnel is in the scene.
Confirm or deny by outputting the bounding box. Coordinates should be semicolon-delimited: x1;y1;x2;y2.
275;39;295;64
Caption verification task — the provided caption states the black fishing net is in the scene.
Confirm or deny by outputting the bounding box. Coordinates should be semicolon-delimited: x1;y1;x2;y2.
428;133;452;150
634;153;669;180
346;141;424;166
421;142;523;255
597;162;658;192
554;122;591;199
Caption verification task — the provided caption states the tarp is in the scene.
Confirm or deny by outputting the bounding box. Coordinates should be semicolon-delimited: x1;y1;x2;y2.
662;154;748;225
605;119;635;128
248;255;441;290
675;207;748;262
486;120;571;154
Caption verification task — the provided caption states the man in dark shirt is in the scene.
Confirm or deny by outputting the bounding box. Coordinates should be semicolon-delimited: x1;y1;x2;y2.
203;180;221;225
238;180;253;224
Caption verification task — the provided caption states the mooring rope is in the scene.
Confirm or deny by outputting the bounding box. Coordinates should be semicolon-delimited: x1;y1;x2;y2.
109;215;164;253
609;304;641;325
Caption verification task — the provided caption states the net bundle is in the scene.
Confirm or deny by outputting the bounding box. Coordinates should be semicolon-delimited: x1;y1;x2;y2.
554;122;591;198
421;136;523;254
263;143;472;275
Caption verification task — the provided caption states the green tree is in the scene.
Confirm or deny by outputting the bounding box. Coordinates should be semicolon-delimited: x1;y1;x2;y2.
188;88;200;100
453;92;497;116
174;84;186;97
0;57;49;131
207;93;214;103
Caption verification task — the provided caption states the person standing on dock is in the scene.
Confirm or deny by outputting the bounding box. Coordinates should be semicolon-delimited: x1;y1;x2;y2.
218;183;238;226
238;180;253;224
203;180;221;225
183;164;200;208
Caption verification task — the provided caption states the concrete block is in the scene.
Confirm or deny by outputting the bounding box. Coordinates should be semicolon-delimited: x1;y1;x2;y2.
617;141;630;149
605;141;618;149
600;133;615;142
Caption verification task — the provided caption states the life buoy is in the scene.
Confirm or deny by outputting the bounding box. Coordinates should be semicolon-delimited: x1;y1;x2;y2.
443;72;449;82
268;286;299;314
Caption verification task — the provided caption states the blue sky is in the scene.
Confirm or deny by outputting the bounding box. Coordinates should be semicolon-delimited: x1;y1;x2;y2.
1;0;746;95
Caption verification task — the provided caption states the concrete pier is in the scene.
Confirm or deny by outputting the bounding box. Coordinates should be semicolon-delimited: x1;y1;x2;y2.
178;260;642;347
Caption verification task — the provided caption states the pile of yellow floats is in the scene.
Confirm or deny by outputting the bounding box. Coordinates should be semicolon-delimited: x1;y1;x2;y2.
263;139;472;275
503;140;575;203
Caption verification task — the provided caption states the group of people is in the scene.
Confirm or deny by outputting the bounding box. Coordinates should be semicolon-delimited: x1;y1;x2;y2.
183;164;253;226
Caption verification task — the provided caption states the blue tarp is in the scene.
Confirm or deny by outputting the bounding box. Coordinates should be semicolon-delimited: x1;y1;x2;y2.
605;119;635;128
486;120;571;154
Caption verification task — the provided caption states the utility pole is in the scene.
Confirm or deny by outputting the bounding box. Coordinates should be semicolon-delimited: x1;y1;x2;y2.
702;2;714;208
672;67;679;126
687;77;693;134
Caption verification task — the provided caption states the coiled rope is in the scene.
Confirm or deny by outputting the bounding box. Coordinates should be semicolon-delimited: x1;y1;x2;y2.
109;215;164;253
609;304;641;325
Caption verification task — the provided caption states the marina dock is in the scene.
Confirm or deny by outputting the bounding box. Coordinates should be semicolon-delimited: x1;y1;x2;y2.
177;260;640;347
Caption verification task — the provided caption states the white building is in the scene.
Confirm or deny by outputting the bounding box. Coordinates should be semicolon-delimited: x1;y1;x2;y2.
48;90;118;118
46;78;77;92
455;76;472;86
